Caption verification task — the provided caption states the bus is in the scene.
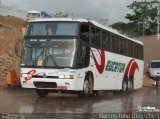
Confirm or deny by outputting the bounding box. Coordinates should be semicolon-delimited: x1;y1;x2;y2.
20;18;144;97
26;11;41;19
26;10;51;20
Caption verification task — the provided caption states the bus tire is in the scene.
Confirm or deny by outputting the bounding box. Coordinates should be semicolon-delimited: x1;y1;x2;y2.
122;77;128;93
36;89;49;97
78;73;93;98
128;78;133;92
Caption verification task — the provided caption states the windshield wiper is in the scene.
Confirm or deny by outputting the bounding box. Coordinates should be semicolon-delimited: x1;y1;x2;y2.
47;55;59;67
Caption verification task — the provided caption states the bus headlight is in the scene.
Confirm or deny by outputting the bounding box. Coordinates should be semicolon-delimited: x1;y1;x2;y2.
59;75;65;79
59;75;74;79
21;74;27;77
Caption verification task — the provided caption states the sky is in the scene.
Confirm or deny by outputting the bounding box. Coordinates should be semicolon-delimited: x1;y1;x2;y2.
1;0;139;24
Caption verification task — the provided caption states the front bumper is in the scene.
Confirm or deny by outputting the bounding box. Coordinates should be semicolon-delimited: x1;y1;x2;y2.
20;77;76;90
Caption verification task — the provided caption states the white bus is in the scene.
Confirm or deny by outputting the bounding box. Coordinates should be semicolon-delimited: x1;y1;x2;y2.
26;11;41;20
20;18;144;97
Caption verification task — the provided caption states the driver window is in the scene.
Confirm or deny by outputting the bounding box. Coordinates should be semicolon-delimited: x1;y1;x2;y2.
76;43;90;68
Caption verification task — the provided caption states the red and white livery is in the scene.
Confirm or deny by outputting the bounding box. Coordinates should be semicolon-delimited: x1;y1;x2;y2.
20;18;144;97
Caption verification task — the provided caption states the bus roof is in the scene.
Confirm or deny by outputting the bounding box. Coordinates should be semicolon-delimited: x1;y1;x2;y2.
28;18;143;45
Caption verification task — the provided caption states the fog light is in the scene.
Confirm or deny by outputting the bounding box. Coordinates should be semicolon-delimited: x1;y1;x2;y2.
70;75;74;79
64;75;70;79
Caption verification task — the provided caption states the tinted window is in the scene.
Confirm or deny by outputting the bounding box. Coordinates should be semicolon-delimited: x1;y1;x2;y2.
79;24;89;44
140;45;144;59
95;28;101;48
119;38;126;55
26;22;78;36
111;35;119;53
90;27;96;46
76;43;90;68
102;31;106;50
126;40;132;57
151;62;160;68
90;27;100;48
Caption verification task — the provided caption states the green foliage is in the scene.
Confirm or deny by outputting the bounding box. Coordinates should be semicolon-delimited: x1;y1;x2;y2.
111;0;159;36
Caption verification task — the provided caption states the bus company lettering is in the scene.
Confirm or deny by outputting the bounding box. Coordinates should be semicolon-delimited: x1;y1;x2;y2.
106;60;125;73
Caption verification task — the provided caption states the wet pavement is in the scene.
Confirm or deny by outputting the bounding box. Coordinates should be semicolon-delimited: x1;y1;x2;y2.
0;86;160;119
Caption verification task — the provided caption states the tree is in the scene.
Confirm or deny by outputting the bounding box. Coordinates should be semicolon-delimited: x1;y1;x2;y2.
125;0;159;35
111;0;159;36
111;22;138;36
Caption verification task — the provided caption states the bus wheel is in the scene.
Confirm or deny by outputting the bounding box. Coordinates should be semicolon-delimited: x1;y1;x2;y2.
78;74;93;97
36;89;49;97
122;79;128;93
128;79;133;92
84;79;90;95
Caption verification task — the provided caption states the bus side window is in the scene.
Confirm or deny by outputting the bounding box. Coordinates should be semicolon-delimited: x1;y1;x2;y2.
134;43;138;58
111;35;119;53
80;24;89;44
106;32;110;51
76;43;90;68
119;38;126;55
138;45;143;59
102;31;107;50
140;45;144;60
126;40;132;57
102;31;110;51
95;28;100;48
90;27;100;48
91;27;96;47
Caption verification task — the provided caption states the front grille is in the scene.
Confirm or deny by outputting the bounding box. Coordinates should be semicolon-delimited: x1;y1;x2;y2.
34;82;57;88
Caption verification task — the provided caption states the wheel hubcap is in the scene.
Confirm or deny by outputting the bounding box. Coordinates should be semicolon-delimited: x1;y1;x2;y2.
128;80;132;91
123;81;127;91
84;80;90;94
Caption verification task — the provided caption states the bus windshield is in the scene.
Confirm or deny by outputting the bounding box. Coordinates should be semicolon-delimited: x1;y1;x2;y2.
26;22;78;36
21;38;76;68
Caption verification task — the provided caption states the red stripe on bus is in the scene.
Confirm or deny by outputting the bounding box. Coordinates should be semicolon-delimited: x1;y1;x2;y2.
91;49;105;74
124;59;134;76
129;61;139;78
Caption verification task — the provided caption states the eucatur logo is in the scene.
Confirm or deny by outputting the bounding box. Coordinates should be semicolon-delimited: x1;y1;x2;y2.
124;59;139;79
24;69;44;81
91;49;105;74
